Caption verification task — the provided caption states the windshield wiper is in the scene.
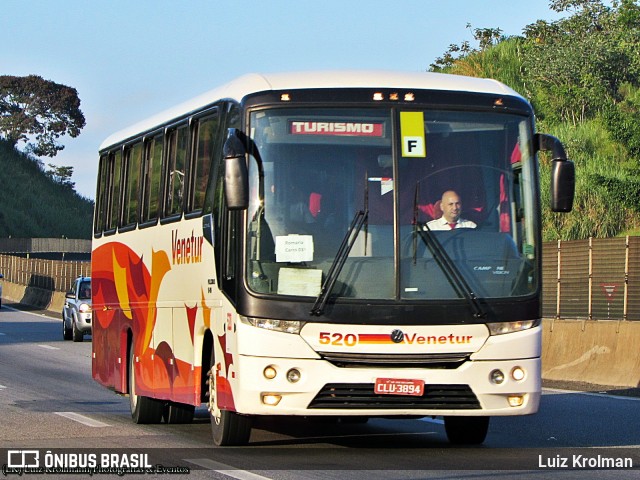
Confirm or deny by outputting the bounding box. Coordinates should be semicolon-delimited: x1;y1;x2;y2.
415;223;487;319
310;209;368;316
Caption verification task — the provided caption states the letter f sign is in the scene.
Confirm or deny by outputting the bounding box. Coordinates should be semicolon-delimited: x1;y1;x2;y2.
400;111;426;158
403;136;425;157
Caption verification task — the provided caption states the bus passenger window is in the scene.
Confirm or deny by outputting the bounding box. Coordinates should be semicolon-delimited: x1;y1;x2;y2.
190;116;219;212
165;125;189;217
94;154;109;234
107;150;122;231
123;143;142;226
141;134;163;222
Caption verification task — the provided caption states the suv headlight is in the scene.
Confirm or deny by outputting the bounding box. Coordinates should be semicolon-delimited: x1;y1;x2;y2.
487;319;539;335
241;316;304;334
78;303;91;313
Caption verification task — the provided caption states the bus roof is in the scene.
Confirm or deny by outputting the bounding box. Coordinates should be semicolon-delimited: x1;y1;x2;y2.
99;70;525;151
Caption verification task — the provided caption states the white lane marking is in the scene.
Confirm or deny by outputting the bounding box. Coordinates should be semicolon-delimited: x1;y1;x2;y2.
184;459;273;480
0;384;6;389
38;344;59;350
543;387;640;402
54;412;110;427
0;332;5;335
2;305;58;320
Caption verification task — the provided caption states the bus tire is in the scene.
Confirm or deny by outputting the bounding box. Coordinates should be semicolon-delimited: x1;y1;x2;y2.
211;409;252;446
208;350;252;446
129;348;163;424
165;402;195;424
443;416;490;445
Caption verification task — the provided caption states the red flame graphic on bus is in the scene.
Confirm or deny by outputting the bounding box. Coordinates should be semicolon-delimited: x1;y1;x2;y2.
92;242;203;405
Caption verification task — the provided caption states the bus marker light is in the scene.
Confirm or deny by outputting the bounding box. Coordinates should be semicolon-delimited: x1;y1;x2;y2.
490;369;505;385
511;367;525;381
373;92;384;101
263;366;277;380
286;368;301;383
262;394;282;406
508;395;524;407
280;93;291;102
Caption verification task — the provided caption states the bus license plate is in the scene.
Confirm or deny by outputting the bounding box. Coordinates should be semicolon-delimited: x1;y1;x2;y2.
374;378;424;396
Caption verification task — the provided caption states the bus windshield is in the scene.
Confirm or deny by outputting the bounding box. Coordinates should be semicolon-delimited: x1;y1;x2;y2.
246;106;538;302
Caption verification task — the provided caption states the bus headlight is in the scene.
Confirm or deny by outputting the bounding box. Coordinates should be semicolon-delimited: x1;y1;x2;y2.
490;369;505;385
286;368;301;383
241;317;304;334
487;319;539;335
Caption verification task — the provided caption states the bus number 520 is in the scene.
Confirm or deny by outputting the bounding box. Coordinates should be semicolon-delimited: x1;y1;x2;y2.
319;332;357;346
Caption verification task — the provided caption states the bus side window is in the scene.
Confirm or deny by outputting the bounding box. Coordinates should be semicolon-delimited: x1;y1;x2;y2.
165;124;189;217
141;134;163;223
189;115;219;213
107;150;123;232
122;142;142;227
94;154;109;235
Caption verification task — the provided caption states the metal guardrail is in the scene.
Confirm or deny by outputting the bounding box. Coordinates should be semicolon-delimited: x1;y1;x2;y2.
542;237;640;320
0;254;90;292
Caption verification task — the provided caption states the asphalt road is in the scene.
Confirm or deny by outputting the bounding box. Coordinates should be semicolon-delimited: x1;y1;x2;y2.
1;303;639;479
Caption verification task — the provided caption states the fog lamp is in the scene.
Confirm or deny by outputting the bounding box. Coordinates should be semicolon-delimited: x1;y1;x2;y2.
508;395;525;407
261;394;282;406
490;369;505;385
263;366;277;380
286;368;301;383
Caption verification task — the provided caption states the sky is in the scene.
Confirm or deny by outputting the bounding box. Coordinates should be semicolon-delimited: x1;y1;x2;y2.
1;0;565;200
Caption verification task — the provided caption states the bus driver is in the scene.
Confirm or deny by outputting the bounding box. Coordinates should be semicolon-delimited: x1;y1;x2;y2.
426;190;477;230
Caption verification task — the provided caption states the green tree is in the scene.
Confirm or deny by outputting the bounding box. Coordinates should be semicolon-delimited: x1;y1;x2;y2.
0;75;86;157
430;24;504;72
521;0;640;126
46;164;75;190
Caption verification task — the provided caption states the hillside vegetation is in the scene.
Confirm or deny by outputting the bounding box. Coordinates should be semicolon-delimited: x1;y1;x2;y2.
431;0;640;240
0;140;93;239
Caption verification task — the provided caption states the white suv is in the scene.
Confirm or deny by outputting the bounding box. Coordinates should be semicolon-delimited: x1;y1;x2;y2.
62;276;92;342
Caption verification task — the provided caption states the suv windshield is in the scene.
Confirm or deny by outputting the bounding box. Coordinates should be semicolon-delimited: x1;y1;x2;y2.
245;107;538;302
78;281;91;300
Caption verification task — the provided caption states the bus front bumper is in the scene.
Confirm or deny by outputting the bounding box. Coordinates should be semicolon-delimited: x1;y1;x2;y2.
229;355;541;417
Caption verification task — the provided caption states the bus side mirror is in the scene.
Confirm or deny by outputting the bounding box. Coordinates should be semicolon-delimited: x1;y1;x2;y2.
223;128;249;210
551;159;575;212
536;133;575;213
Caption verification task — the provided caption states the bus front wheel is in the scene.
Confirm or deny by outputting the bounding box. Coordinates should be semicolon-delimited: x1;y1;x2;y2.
443;416;490;445
208;351;252;446
129;348;163;424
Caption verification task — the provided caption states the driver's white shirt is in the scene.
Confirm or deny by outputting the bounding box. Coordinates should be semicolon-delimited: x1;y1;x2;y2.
425;217;477;230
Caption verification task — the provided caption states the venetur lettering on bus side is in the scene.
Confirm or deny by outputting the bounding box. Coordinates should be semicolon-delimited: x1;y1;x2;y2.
171;230;205;265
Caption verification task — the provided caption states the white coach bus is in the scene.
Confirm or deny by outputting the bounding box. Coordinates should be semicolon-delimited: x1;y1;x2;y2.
92;71;574;445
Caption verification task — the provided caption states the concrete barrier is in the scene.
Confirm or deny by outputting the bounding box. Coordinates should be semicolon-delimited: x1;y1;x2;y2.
1;280;65;316
542;318;640;388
